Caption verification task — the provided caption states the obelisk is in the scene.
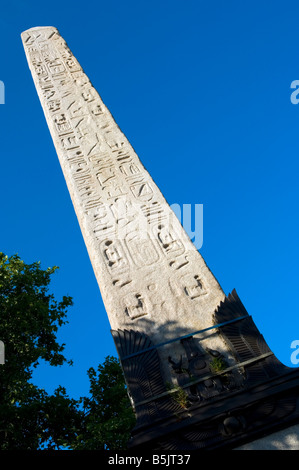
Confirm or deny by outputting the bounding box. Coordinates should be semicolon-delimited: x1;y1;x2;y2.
21;26;230;388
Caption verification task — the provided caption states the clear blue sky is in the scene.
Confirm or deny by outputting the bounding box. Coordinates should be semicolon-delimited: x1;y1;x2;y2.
0;0;298;399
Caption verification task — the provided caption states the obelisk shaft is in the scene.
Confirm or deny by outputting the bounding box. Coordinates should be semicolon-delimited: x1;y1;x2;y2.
21;27;226;350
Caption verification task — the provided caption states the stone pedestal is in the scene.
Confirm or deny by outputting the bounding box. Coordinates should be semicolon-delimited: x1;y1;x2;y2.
113;290;299;450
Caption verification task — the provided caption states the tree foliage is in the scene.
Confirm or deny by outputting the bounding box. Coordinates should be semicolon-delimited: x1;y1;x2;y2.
0;253;135;450
74;357;135;450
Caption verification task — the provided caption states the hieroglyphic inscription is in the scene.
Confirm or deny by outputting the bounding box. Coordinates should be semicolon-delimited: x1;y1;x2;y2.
22;27;225;332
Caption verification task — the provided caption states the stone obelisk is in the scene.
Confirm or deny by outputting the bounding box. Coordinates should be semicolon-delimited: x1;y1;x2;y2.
21;26;226;347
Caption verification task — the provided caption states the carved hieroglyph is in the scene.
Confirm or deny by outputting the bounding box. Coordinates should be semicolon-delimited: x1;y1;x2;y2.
21;26;228;355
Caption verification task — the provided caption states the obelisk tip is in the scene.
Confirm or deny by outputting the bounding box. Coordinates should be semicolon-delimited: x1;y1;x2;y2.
21;26;58;39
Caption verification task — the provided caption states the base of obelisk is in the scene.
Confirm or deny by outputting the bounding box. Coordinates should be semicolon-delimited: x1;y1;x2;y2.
127;368;299;450
112;290;299;451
